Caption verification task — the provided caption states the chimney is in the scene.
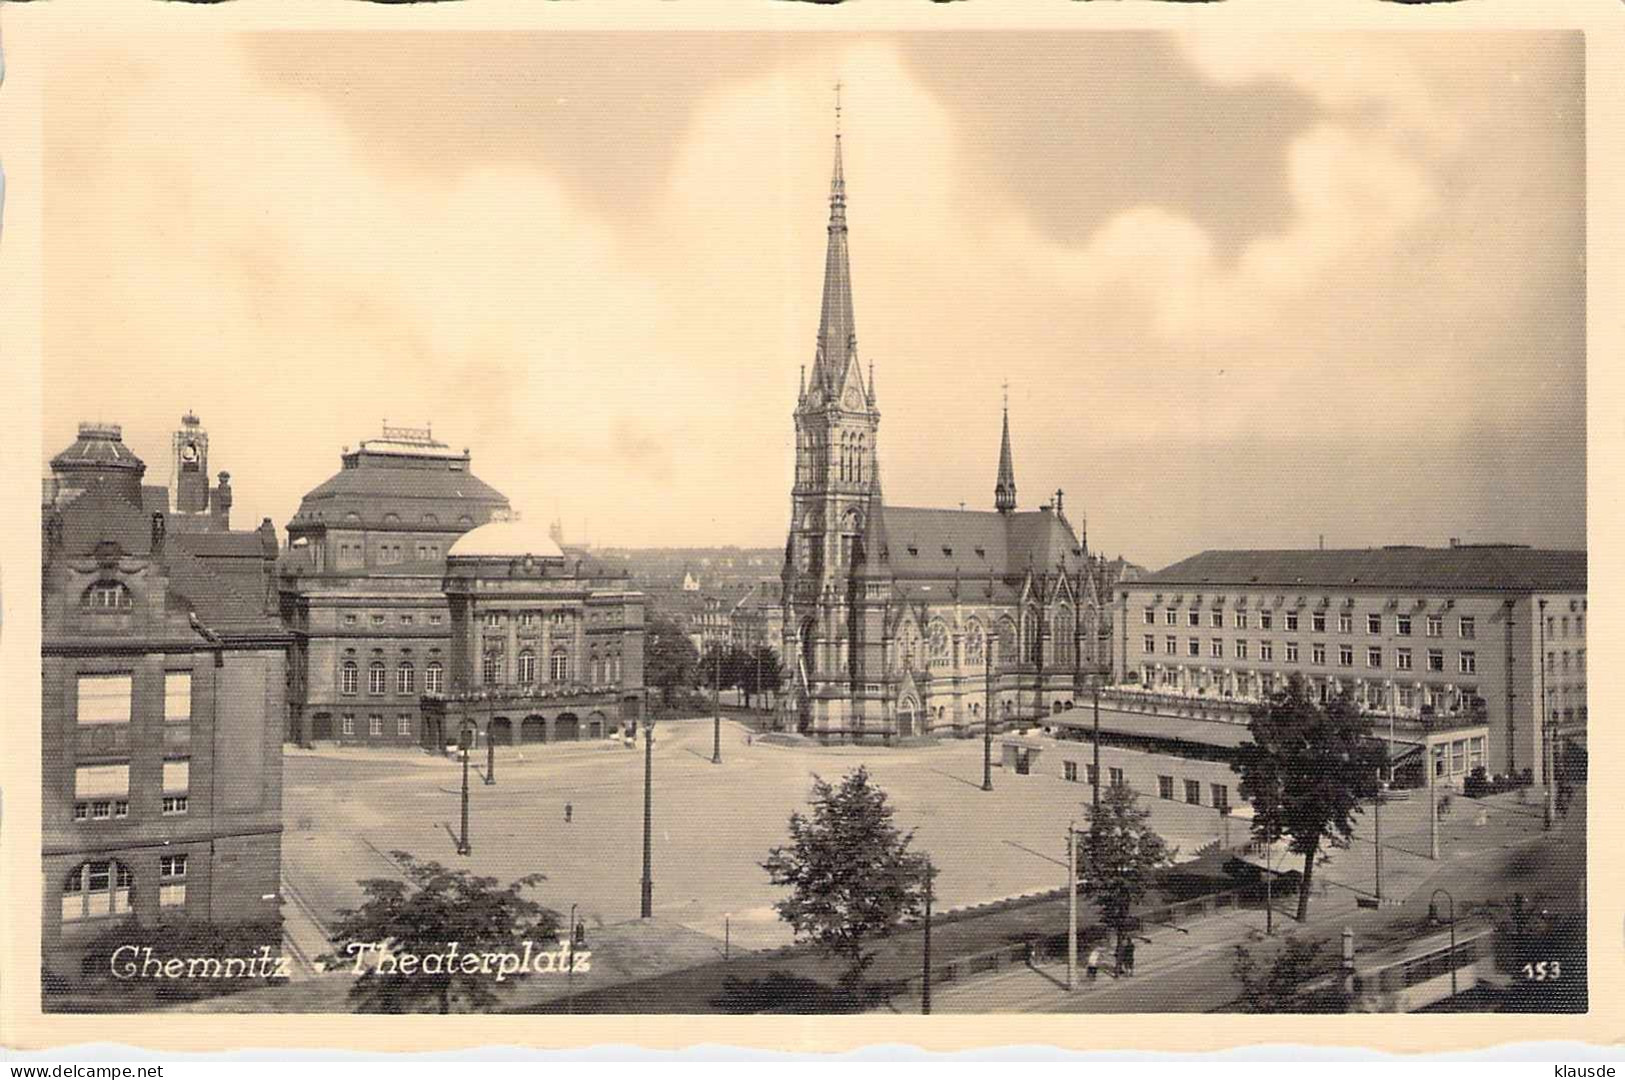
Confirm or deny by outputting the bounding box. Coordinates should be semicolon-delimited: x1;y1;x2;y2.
259;517;278;560
215;471;234;528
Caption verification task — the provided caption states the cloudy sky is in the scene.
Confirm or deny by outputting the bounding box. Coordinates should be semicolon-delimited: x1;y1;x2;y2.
43;31;1584;569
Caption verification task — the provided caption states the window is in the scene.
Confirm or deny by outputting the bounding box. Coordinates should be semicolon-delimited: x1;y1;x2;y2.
1063;761;1078;782
62;861;133;922
341;714;355;735
1338;612;1353;634
398;715;412;736
77;674;132;725
1312;612;1327;633
518;650;537;684
1187;638;1200;657
1396;614;1412;636
550;650;570;682
1165;609;1178;626
1285;612;1299;632
1451;739;1467;774
1312;643;1326;665
1143;608;1155;626
482;654;501;684
426;662;443;694
1184;780;1202;805
1426;615;1443;638
1459;650;1477;675
401;614;415;626
1234;611;1248;629
82;580;133;610
1158;775;1175;800
1211;784;1229;812
552;611;569;627
1143;635;1156;654
162;795;188;815
1165;635;1177;655
1338;645;1353;667
1260;611;1273;630
1428;649;1445;673
1367;647;1382;669
340;661;358;695
485;612;502;629
1398;688;1415;709
1183;610;1197;627
429;614;443;626
1235;640;1249;660
1459;617;1475;640
1210;638;1223;659
343;613;359;627
74;763;130;822
162;758;189;797
1209;610;1223;628
1109;767;1124;788
1260;641;1274;662
1396;648;1413;671
159;854;187;909
371;614;386;627
164;672;192;722
1285;642;1300;663
368;661;386;695
369;715;383;736
1469;736;1485;771
397;663;415;695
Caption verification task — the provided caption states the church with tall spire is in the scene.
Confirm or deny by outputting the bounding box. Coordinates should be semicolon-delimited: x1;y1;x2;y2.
781;105;1120;743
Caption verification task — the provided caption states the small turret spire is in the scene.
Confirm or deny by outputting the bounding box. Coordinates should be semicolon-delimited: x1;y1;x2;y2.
995;384;1017;514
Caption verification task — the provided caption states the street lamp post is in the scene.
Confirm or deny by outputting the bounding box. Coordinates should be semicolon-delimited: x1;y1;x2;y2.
1429;734;1440;861
486;721;496;786
1429;888;1458;1000
712;647;723;765
640;705;655;918
1539;598;1553;830
1091;677;1102;817
1066;821;1078;992
456;719;473;857
565;901;578;1015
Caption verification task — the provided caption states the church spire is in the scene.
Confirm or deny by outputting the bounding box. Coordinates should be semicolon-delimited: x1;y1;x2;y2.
813;85;857;394
995;385;1017;514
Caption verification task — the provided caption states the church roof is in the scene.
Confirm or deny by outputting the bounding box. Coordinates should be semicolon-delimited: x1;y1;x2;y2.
881;505;1084;581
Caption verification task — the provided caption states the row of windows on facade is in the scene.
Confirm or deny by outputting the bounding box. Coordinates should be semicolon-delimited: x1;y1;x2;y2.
336;541;445;565
340;660;443;696
477;651;625;685
794;431;869;486
893;614;1088;670
60;857;187;923
1545;613;1585;638
334;714;418;736
69;759;189;824
481;610;628;630
76;672;192;725
1142;607;1510;639
1057;763;1233;811
1137;636;1510;674
343;611;443;628
1137;665;1480;711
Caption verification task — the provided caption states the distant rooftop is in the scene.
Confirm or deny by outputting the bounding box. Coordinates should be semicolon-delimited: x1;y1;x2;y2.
1138;546;1587;594
348;423;467;462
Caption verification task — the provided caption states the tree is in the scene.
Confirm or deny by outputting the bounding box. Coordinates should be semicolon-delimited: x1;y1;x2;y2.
739;646;786;709
645;615;699;707
1231;935;1341;1012
1078;782;1175;964
319;852;559;1013
761;766;932;1001
1234;674;1384;922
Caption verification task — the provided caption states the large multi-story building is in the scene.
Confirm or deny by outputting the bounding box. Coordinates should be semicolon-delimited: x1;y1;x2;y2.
421;518;646;749
41;421;288;977
278;425;509;746
1113;544;1587;783
780;127;1123;743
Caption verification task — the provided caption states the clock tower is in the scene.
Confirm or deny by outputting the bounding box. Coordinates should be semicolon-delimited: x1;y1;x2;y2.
172;411;210;515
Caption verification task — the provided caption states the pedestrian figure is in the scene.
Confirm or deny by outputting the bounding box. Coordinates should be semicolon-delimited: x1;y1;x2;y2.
1085;944;1101;983
1122;938;1136;977
564;802;573;824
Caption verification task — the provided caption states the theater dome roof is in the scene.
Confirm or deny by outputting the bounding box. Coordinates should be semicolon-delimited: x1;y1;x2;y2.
447;518;565;561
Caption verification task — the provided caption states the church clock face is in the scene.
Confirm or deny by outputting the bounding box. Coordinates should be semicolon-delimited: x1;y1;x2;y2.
180;442;200;465
843;386;863;410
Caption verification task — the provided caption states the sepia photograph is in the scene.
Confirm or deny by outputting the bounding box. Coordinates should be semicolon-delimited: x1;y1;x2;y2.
12;16;1596;1039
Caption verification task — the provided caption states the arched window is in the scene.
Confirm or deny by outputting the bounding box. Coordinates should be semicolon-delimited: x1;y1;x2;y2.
425;662;443;695
340;661;358;695
82;581;132;610
396;663;414;695
550;649;570;682
517;650;536;685
368;661;387;695
964;619;985;669
997;617;1017;668
62;860;133;923
1023;608;1041;664
927;620;951;669
895;621;921;672
1054;605;1076;668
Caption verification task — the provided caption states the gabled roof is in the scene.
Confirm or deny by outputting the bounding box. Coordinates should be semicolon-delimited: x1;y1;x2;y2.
881;506;1084;581
55;489;153;557
1139;547;1588;594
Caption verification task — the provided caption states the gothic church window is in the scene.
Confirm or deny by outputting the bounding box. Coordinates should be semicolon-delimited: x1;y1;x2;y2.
927;620;951;669
964;619;985;668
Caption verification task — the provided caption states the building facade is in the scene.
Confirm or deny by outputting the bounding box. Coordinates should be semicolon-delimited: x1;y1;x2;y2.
780;129;1121;743
1114;545;1587;783
279;426;510;746
41;422;288;977
421;519;646;749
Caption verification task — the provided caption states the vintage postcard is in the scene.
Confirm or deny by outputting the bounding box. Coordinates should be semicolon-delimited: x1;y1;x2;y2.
1;0;1620;1057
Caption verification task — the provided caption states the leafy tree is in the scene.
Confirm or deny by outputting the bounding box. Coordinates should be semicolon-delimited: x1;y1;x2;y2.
761;766;932;1001
1078;782;1175;963
645;615;699;707
1234;674;1384;922
319;852;559;1014
738;646;786;708
1231;935;1340;1013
